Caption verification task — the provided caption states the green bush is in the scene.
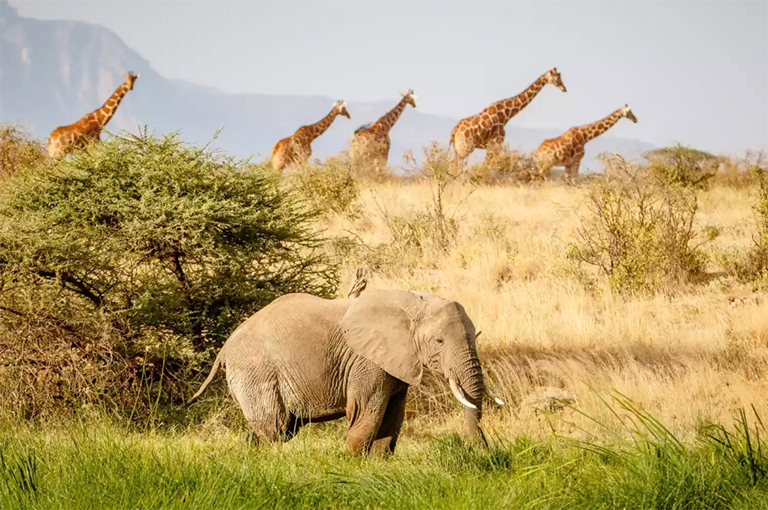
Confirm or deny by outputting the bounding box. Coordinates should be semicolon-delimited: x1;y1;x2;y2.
0;130;338;420
0;124;47;181
645;144;717;189
284;155;361;217
569;154;706;294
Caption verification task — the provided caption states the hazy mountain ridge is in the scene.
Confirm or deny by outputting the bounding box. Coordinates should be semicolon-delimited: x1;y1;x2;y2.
0;1;655;167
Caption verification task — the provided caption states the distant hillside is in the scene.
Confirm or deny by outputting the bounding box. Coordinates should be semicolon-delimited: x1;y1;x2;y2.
0;1;655;169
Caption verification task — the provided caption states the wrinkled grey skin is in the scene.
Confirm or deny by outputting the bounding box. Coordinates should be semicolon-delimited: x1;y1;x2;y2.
188;289;489;455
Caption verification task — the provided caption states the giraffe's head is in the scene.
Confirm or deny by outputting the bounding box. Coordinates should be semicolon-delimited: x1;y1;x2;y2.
620;104;638;123
334;101;351;118
544;68;567;93
121;72;140;90
400;89;417;108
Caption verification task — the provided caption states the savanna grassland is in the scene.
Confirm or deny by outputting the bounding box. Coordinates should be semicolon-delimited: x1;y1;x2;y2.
1;126;767;509
329;180;767;442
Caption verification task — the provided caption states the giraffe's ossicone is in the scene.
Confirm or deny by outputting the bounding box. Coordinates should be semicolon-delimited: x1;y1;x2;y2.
450;68;566;162
533;104;638;184
47;72;140;158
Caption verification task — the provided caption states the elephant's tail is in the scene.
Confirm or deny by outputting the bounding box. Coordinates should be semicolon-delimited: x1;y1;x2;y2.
186;354;223;406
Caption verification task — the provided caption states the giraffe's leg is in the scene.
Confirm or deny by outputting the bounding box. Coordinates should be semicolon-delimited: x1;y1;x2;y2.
453;130;473;162
379;138;391;171
482;126;505;163
484;138;504;163
294;142;312;166
564;153;584;185
271;142;288;171
564;164;578;185
367;136;388;175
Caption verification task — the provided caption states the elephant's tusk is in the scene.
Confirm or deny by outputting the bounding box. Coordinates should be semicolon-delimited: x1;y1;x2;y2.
483;382;505;406
449;378;477;409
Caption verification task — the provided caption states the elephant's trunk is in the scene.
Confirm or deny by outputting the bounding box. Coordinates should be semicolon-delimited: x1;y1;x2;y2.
452;349;485;441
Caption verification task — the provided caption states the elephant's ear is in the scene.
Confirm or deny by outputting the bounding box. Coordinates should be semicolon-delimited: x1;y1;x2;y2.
340;289;423;385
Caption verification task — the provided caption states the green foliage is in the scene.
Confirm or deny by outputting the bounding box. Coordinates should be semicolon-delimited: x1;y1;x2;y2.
645;144;717;189
0;124;47;181
0;130;338;419
703;406;768;487
2;404;766;509
284;155;361;217
570;154;706;294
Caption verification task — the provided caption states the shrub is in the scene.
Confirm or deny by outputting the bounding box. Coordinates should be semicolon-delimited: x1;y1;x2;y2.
743;160;768;284
711;156;753;188
467;148;536;185
0;130;338;420
645;144;717;189
569;154;706;294
0;124;47;181
338;144;468;274
408;143;466;251
283;155;361;217
715;158;768;286
350;141;394;182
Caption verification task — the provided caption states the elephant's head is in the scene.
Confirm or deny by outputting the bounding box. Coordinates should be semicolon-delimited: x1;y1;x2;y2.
339;289;502;439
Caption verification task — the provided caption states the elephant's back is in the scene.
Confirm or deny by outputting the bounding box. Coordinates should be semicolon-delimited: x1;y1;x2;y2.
223;293;348;360
222;294;351;418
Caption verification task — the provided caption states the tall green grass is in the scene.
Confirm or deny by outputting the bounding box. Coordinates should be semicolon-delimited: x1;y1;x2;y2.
2;398;766;509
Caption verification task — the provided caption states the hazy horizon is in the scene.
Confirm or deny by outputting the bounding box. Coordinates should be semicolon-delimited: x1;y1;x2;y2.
8;0;768;156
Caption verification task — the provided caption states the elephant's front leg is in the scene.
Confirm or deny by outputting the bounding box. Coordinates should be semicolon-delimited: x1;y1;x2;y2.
345;375;399;455
370;384;408;456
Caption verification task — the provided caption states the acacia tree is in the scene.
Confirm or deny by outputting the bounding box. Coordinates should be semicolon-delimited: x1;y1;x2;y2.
0;131;338;353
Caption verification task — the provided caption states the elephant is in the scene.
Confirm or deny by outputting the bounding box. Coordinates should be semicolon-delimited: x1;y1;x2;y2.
187;288;503;455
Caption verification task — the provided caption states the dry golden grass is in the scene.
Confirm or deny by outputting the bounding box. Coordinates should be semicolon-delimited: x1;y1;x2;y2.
325;180;768;441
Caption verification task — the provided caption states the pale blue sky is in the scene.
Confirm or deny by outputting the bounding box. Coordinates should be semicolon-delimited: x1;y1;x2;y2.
11;0;768;154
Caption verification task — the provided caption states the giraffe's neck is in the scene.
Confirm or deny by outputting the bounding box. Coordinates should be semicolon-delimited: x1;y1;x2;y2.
371;97;408;134
91;82;131;128
305;109;340;140
493;73;550;124
578;108;624;143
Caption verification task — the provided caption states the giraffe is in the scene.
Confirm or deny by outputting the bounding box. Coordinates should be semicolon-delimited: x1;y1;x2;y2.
350;90;416;171
270;101;351;170
533;104;638;183
450;68;567;162
47;72;140;158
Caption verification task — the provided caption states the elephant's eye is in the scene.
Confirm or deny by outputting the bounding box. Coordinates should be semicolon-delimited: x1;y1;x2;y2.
435;337;444;345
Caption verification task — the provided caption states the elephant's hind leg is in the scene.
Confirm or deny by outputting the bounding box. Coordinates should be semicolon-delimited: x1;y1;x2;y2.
247;413;287;444
233;374;292;444
370;385;408;457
